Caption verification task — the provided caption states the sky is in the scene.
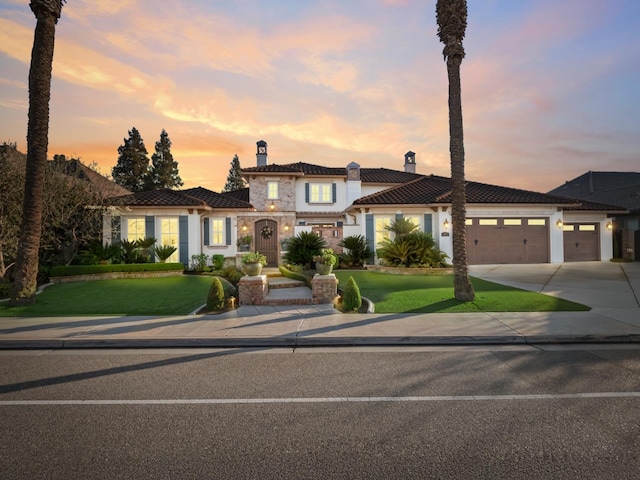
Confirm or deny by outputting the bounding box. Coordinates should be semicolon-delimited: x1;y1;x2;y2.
1;0;639;194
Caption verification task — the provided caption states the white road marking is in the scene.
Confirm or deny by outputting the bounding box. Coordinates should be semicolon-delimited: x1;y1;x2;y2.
2;392;640;406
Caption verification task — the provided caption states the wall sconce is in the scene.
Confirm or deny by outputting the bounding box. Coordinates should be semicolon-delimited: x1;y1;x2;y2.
284;223;290;232
443;219;449;231
242;224;248;232
606;222;613;231
269;201;276;211
556;219;563;228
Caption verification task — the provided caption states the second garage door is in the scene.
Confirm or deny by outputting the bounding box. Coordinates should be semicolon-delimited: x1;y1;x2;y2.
466;218;549;265
563;223;600;262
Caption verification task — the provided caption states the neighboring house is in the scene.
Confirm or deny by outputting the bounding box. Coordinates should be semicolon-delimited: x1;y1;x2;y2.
549;172;640;260
104;140;624;266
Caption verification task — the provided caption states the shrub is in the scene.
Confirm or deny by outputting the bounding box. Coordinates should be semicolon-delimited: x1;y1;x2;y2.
313;248;338;267
190;253;210;271
211;254;225;270
81;240;122;265
206;277;225;311
338;235;372;267
154;244;177;262
50;263;184;277
283;231;327;268
223;266;244;285
342;276;362;312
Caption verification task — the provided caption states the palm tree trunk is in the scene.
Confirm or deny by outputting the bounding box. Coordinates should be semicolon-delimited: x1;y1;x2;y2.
10;12;58;306
447;55;475;302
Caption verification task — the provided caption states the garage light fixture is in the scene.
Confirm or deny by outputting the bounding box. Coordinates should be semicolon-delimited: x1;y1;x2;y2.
606;222;613;231
556;220;563;228
443;219;449;231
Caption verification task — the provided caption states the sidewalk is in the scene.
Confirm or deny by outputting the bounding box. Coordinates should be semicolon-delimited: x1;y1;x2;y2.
1;262;639;348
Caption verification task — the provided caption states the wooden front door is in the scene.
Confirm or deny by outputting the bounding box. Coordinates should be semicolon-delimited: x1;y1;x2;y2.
255;219;279;267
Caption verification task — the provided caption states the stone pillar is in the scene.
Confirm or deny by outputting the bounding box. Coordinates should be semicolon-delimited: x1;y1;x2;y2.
311;274;339;304
238;275;268;305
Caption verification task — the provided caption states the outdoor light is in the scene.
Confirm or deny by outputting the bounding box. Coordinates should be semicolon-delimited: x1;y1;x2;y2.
607;222;613;231
242;224;248;232
269;201;276;211
284;223;290;231
556;219;563;228
443;219;449;230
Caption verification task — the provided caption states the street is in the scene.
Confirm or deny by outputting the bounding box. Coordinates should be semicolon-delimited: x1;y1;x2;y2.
1;346;640;479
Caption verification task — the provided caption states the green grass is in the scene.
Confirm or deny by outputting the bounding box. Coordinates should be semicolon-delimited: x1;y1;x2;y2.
334;271;590;313
0;276;218;317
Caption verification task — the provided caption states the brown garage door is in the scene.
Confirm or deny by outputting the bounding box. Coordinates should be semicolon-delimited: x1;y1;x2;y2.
466;218;549;265
563;223;599;262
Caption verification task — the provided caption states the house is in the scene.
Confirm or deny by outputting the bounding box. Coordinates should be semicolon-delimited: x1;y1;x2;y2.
548;172;640;260
104;140;625;266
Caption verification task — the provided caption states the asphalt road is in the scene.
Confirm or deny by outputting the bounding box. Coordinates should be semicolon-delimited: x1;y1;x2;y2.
1;346;640;479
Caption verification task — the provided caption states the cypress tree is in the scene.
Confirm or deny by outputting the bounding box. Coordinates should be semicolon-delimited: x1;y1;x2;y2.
147;129;183;190
112;127;149;192
222;154;246;192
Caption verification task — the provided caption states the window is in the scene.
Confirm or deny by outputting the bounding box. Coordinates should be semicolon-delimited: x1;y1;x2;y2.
503;219;522;226
404;215;421;231
579;224;596;231
375;216;392;246
267;181;278;200
563;225;575;232
527;219;546;226
161;218;179;263
479;219;498;226
211;218;224;244
465;219;473;226
127;218;145;241
310;183;332;203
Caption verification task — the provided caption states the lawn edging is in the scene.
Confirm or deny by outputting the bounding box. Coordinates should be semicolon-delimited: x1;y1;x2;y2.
365;265;453;275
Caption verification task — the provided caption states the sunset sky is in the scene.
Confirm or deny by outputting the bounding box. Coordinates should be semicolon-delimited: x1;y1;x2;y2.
1;0;638;194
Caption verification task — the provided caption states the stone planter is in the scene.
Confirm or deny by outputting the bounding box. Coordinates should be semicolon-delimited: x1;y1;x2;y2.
315;263;333;275
242;262;263;276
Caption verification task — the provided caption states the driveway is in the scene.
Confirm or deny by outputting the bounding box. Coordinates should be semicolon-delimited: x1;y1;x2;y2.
470;261;640;325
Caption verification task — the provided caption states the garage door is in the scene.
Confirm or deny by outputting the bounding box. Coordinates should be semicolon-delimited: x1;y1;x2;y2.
563;223;599;262
466;218;549;265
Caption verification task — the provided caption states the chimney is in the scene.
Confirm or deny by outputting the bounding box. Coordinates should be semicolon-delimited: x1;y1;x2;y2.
404;151;416;173
256;140;268;166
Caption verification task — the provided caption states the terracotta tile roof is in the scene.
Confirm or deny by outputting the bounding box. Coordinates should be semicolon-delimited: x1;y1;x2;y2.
219;187;250;203
183;187;253;209
351;175;583;207
562;199;628;212
109;187;253;209
242;162;422;183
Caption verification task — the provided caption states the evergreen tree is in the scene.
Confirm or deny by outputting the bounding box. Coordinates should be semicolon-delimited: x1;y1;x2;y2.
112;127;149;192
147;129;182;190
222;154;246;192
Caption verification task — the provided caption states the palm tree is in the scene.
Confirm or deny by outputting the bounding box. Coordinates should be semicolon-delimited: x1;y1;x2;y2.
10;0;66;306
436;0;475;302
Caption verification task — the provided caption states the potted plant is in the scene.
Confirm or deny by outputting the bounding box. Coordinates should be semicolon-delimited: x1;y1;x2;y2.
313;248;337;275
237;234;253;252
240;251;268;276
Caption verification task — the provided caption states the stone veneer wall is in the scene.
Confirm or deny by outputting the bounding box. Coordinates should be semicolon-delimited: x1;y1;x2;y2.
248;175;297;212
50;270;184;283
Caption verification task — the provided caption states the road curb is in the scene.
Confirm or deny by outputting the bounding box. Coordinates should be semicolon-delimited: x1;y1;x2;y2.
1;334;639;349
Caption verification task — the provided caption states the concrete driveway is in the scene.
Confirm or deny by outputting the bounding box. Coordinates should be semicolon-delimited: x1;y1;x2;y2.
470;261;640;325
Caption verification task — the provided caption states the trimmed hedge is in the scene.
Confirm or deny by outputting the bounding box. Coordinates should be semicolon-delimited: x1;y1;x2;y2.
51;263;184;277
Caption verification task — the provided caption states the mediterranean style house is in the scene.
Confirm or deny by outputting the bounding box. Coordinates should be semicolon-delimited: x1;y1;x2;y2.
104;140;625;267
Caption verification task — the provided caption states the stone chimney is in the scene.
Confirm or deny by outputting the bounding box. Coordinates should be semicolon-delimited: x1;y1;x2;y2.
346;161;362;206
404;151;416;173
256;140;268;166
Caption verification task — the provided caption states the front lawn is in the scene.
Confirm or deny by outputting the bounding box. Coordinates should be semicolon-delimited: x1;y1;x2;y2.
0;276;217;317
334;271;590;313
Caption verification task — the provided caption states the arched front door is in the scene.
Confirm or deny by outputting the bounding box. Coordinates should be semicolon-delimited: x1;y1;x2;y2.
254;219;279;267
